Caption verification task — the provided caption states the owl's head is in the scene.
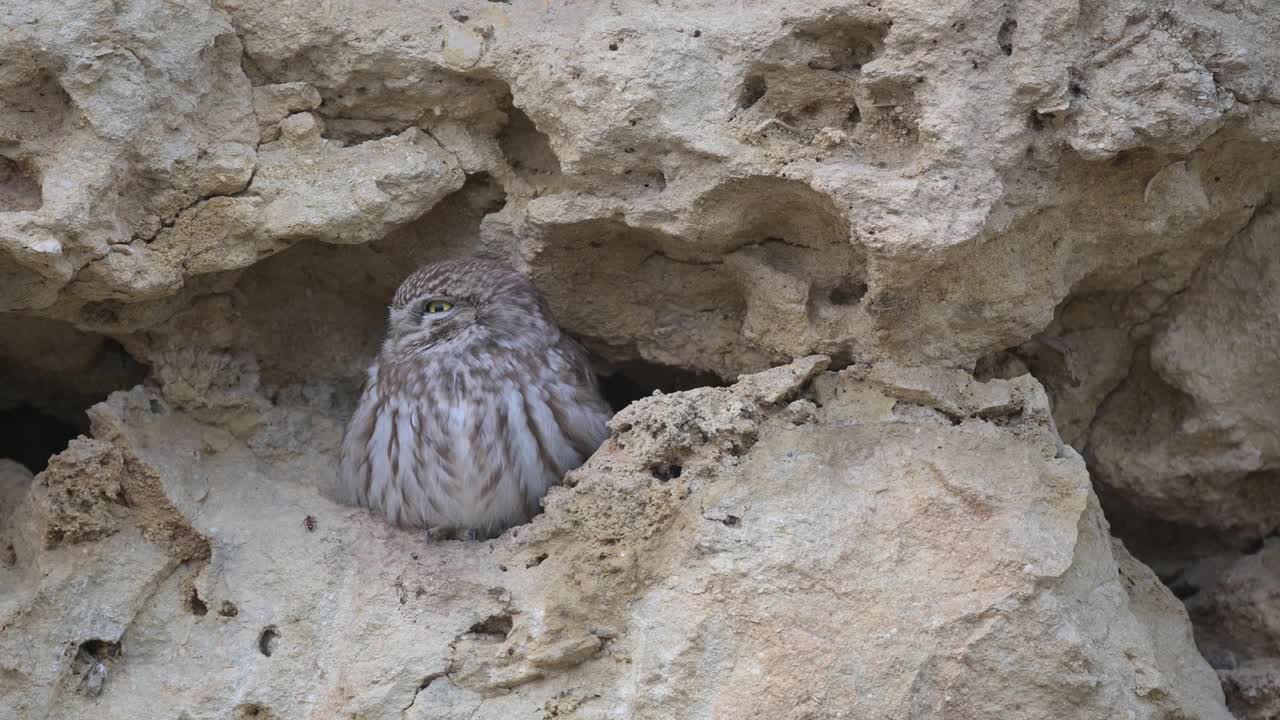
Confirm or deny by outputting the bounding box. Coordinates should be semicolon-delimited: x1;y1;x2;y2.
380;256;559;360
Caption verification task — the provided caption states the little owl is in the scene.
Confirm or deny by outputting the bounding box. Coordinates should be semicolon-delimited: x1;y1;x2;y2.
339;257;612;538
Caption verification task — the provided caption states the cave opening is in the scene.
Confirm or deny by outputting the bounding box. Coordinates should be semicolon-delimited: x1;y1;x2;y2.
0;404;82;474
0;320;149;474
595;359;727;413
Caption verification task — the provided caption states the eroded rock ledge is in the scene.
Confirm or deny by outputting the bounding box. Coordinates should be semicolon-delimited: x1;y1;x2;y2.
0;359;1229;719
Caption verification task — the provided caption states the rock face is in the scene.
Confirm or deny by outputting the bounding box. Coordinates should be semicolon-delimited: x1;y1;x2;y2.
0;0;1277;716
0;361;1231;719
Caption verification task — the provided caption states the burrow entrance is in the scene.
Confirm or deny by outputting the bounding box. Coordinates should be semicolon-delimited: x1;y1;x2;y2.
595;359;727;413
0;318;148;473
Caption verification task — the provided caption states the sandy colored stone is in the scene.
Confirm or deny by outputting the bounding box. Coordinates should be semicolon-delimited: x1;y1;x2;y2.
1085;207;1280;536
252;82;323;141
27;436;209;562
27;438;131;547
0;0;1270;372
0;362;1232;719
1;0;1279;714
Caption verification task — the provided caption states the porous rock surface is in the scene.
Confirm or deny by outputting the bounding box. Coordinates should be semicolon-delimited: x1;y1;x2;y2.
0;359;1231;719
1;0;1278;716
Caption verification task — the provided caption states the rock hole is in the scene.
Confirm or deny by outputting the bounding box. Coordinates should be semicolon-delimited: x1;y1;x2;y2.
641;170;667;190
257;626;279;656
219;601;239;617
498;105;562;181
233;704;276;719
738;75;767;110
468;613;513;638
78;639;121;662
608;41;619;51
530;219;749;381
847;104;862;125
720;514;741;527
726;436;757;456
0;404;81;474
788;18;887;74
463;172;507;216
0;155;41;212
73;639;119;697
1028;111;1045;131
693;29;702;37
827;278;868;306
0;323;148;472
187;587;209;616
525;552;548;568
597;360;726;413
319;117;414;147
649;463;682;482
448;9;469;22
997;18;1017;56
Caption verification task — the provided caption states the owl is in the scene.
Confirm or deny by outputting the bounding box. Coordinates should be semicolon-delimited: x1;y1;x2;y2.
338;257;612;538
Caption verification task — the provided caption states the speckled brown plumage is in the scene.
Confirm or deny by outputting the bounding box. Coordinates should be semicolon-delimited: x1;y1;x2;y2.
338;257;611;537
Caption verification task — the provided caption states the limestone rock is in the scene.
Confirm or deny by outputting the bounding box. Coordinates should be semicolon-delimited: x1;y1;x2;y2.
0;0;1273;372
1;0;1279;715
0;433;207;718
0;362;1231;719
1087;208;1280;537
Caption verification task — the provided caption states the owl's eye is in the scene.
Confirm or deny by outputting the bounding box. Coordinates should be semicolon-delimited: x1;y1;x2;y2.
421;300;454;315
